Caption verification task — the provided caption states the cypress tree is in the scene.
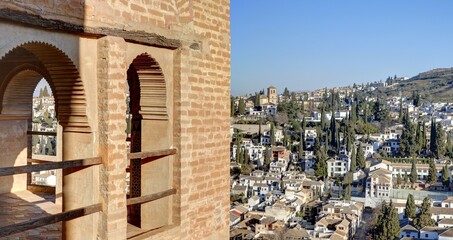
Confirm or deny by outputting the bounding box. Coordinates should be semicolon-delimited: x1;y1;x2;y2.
404;172;409;183
244;149;249;164
387;201;401;239
314;126;322;153
237;147;243;164
351;102;357;123
414;197;435;229
263;146;270;171
416;123;423;155
400;110;416;157
404;194;416;219
422;122;427;152
430;120;437;155
254;92;260;106
315;146;328;179
344;184;351;200
330;111;337;148
356;144;366;169
350;146;357;173
436;122;446;158
270;123;275;146
446;135;453;158
398;100;403;123
320;105;326;131
373;200;400;240
442;164;450;187
235;129;241;162
298;131;304;160
410;158;418;184
283;127;288;148
238;98;245;115
42;86;50;97
427;159;437;184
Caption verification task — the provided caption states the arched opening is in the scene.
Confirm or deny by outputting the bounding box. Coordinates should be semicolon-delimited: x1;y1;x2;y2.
125;53;171;231
0;42;89;238
30;79;57;186
0;42;90;132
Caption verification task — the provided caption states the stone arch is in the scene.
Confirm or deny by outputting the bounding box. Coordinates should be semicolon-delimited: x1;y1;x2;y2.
0;41;90;132
128;53;168;120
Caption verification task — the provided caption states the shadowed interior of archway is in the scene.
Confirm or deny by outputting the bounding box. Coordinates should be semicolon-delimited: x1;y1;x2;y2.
0;42;90;133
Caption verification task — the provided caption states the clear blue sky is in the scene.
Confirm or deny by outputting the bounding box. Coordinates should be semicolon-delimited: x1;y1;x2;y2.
231;0;453;96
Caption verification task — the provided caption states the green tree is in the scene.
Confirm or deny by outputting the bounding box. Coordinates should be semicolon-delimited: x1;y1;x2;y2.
427;159;437;184
330;111;338;150
320;105;327;130
314;146;328;179
350;145;357;173
422;122;428;152
446;135;453;158
263;147;270;171
238;98;245;115
430;120;438;156
435;122;446;158
413;197;435;229
372;200;400;240
412;91;421;107
298;131;304;160
415;122;424;155
356;144;366;169
42;86;50;97
404;194;416;219
254;92;260;106
410;158;418;184
283;87;290;99
442;164;450;187
404;172;409;183
344;184;351;200
270;123;275;146
400;110;416;157
243;148;249;165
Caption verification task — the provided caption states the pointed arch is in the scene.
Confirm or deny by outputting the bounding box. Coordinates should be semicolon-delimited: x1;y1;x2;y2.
0;42;90;132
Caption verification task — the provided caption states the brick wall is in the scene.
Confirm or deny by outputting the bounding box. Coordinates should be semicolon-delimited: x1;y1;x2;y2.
0;0;231;239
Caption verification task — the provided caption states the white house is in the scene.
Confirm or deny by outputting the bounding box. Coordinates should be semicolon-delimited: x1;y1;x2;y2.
327;157;349;178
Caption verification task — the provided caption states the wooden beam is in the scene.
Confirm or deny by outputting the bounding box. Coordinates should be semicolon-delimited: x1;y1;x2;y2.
0;157;101;176
127;188;176;206
0;203;102;237
127;148;177;160
27;131;57;136
0;8;182;49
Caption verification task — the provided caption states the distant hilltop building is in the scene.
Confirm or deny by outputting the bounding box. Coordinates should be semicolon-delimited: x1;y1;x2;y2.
268;86;277;104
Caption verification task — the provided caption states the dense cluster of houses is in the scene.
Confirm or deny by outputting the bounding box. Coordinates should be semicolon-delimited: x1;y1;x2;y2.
231;86;453;239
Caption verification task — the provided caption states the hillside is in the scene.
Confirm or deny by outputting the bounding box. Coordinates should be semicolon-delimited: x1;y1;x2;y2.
371;68;453;101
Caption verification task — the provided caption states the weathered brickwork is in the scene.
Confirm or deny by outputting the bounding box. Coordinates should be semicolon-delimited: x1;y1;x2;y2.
97;36;129;240
0;0;230;239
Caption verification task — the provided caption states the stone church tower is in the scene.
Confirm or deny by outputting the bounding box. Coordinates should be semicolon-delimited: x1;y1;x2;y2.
268;86;277;104
0;1;230;239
